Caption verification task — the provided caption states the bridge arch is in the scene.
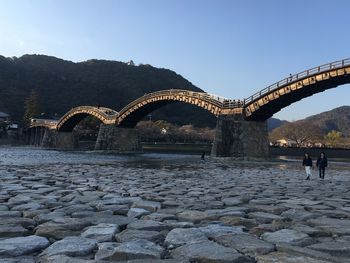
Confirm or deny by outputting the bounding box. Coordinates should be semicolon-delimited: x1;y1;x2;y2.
56;106;118;132
116;89;237;128
243;59;350;121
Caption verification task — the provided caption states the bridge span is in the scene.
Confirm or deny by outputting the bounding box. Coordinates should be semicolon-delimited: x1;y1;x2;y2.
28;58;350;158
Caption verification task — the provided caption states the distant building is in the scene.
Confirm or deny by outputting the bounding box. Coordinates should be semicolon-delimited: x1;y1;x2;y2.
0;111;9;122
127;60;135;66
276;139;297;147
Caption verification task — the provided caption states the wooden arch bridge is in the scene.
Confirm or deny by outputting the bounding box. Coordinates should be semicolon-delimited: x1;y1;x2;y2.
28;58;350;157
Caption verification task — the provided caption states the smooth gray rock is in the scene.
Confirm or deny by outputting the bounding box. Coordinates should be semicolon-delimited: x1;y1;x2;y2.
115;229;163;243
0;217;36;228
132;200;161;212
291;224;331;237
205;207;247;219
95;204;129;215
277;243;346;263
0;256;36;263
163;220;194;229
171;240;254;263
128;208;151;218
198;224;244;238
281;209;318;221
94;242;120;260
81;223;120;242
0;224;30;238
308;217;350;235
87;214;134;226
7;195;32;205
164;228;208;248
33;212;66;224
262;229;312;246
0;211;22;218
0;204;9;211
99;239;165;261
37;254;96;262
127;220;172;231
279;198;323;206
307;241;350;257
40;236;97;257
177;210;209;223
35;218;92;240
249;212;284;223
0;235;49;256
54;204;94;215
215;233;275;256
256;251;332;263
222;197;244;206
11;202;43;211
142;213;177;222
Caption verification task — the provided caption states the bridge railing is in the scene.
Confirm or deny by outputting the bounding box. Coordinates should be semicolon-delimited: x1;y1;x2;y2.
118;89;237;115
244;58;350;105
64;106;118;119
222;100;244;108
30;118;58;128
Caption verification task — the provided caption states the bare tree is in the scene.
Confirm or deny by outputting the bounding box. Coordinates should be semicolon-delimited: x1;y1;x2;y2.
270;121;323;147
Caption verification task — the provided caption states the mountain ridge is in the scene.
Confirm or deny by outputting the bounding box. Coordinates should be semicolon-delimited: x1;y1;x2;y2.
0;54;216;126
270;106;350;137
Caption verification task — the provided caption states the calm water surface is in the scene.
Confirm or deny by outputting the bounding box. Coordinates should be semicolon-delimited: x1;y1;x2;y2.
0;146;349;171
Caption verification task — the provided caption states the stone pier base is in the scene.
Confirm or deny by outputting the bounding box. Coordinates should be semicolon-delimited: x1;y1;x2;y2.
27;127;47;146
211;115;269;158
95;124;141;152
41;130;78;149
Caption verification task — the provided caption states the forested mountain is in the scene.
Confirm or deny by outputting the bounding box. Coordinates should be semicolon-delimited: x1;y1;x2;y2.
303;106;350;136
267;118;288;131
0;54;216;126
269;106;350;144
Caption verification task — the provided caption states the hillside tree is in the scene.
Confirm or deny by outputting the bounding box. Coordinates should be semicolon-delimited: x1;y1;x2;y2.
269;121;323;146
23;89;40;127
324;130;342;147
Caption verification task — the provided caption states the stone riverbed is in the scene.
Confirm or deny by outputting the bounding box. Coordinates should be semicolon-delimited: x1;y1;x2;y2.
0;147;350;262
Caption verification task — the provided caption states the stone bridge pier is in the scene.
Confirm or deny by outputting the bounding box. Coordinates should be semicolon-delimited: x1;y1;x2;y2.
211;113;269;158
95;124;141;152
41;129;79;149
27;126;47;146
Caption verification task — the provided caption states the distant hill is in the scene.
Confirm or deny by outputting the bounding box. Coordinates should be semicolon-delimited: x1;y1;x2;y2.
304;106;350;136
0;54;216;126
270;106;350;136
267;118;288;131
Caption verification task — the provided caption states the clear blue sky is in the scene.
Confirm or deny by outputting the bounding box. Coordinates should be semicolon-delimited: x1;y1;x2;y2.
0;0;349;120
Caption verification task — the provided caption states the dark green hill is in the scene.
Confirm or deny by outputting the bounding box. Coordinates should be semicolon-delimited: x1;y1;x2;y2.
0;54;216;126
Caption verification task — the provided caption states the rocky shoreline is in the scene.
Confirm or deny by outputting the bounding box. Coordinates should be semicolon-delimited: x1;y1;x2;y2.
0;158;349;263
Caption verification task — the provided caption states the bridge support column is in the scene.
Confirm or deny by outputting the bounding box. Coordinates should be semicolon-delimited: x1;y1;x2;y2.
95;124;141;152
211;114;269;158
41;129;78;149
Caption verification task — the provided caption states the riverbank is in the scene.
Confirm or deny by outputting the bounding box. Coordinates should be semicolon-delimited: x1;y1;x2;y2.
0;147;349;262
143;143;350;159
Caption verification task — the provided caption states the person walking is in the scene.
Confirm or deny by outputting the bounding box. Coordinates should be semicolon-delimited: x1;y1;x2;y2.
302;153;313;180
316;152;328;179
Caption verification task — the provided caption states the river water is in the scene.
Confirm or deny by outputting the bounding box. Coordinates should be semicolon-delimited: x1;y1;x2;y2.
1;146;349;171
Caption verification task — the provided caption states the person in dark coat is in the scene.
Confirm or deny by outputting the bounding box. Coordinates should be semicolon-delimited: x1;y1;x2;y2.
302;153;313;180
316;152;328;179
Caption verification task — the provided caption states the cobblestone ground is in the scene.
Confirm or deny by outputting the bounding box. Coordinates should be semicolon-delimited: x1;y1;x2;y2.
0;154;350;263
